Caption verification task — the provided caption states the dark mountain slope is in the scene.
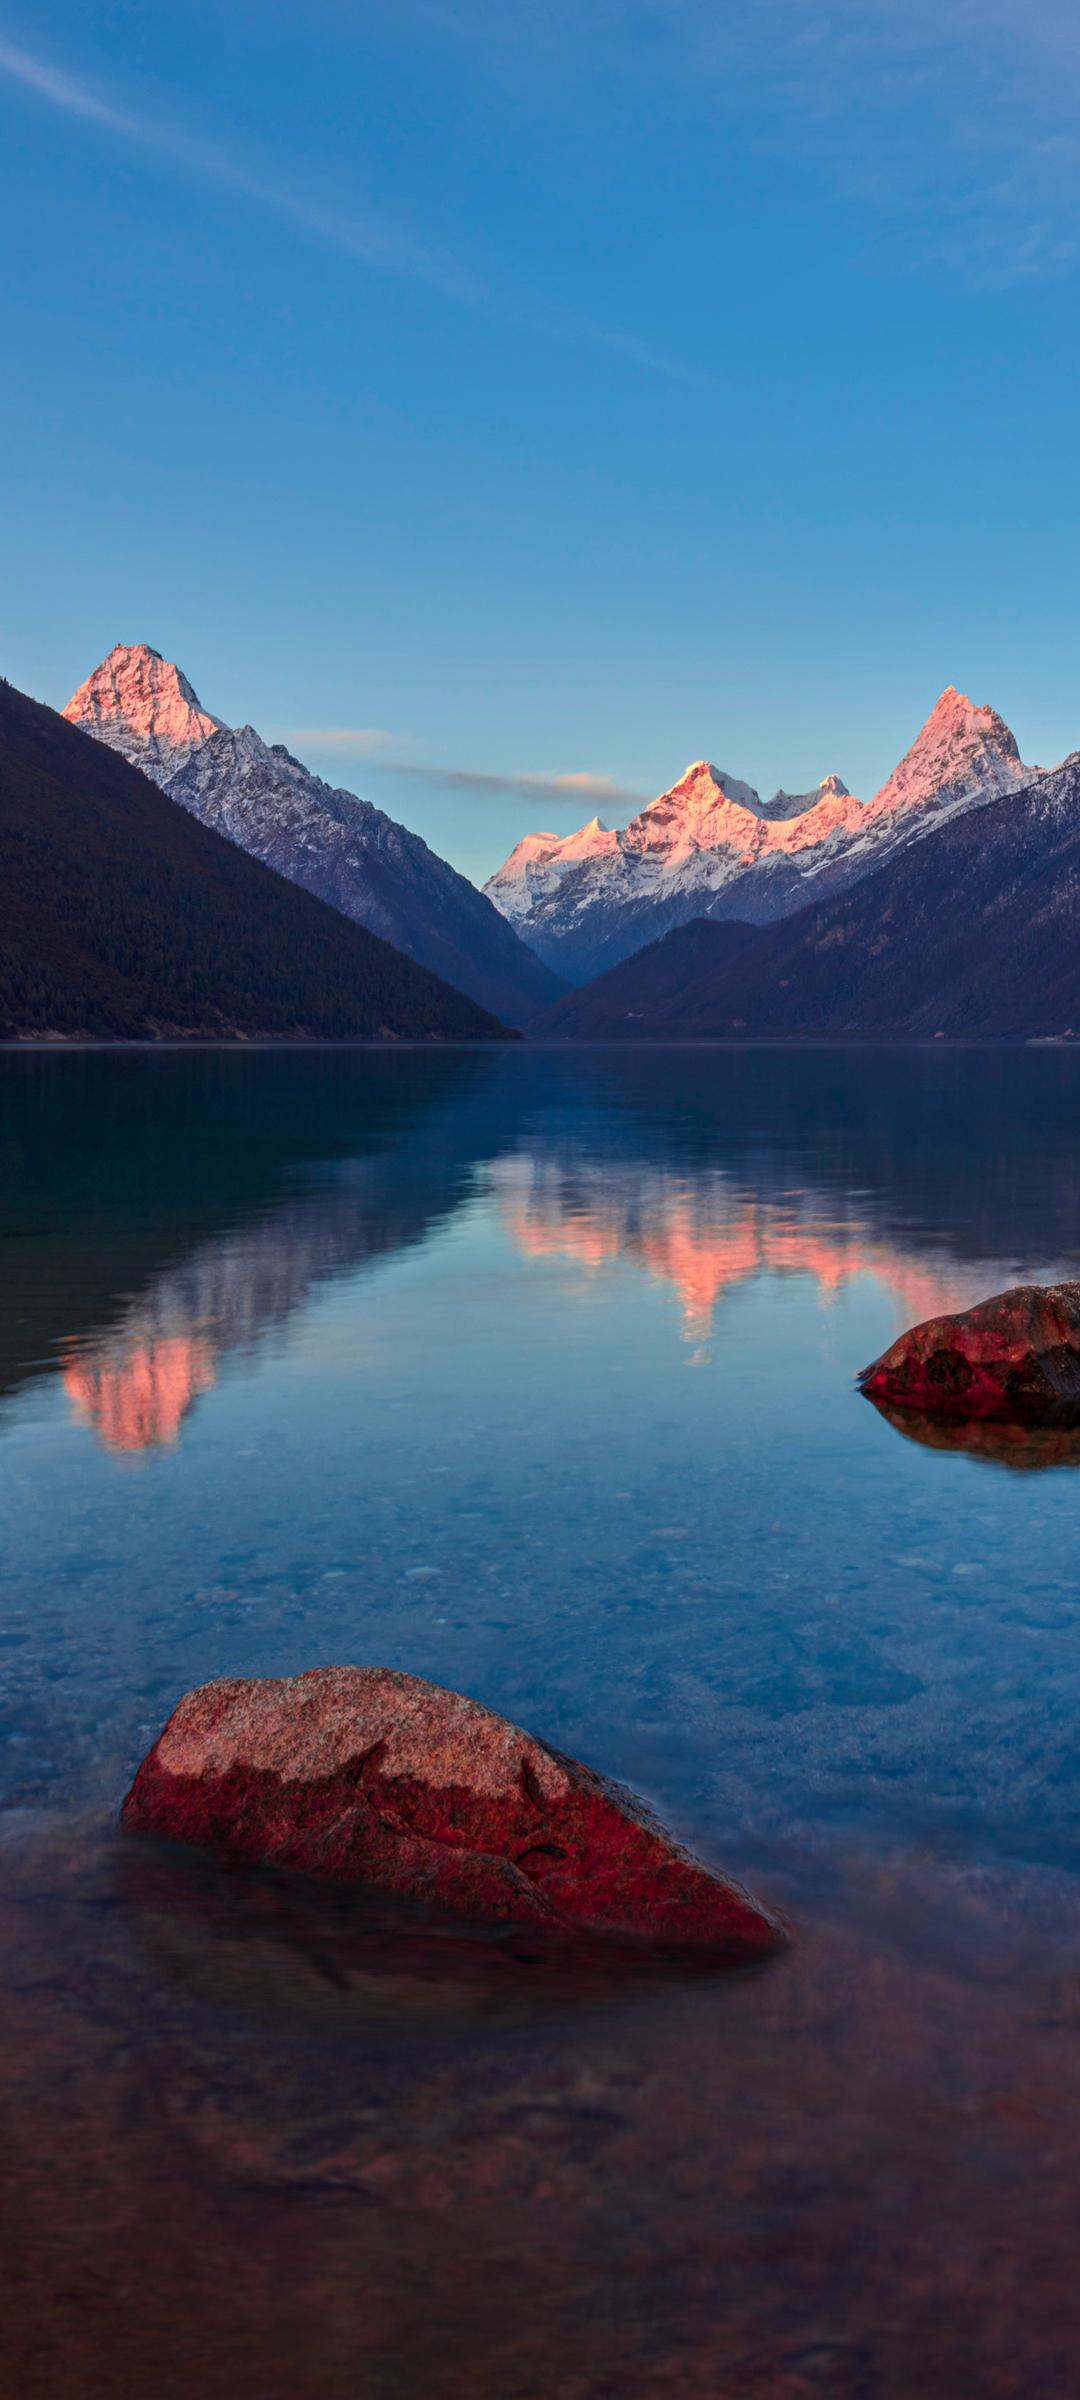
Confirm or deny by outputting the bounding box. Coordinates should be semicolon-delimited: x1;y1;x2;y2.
535;758;1080;1041
0;679;507;1043
66;647;564;1027
532;919;759;1038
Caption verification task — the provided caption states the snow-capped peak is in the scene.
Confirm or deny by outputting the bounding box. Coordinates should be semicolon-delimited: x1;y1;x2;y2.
619;762;767;870
760;773;851;821
670;761;762;813
558;813;616;859
484;811;618;925
483;686;1038;980
868;687;1026;822
64;642;224;774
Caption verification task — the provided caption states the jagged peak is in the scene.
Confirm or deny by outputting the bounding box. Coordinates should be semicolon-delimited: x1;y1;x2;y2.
761;772;852;821
660;760;762;813
870;686;1026;817
64;641;224;763
923;684;1016;740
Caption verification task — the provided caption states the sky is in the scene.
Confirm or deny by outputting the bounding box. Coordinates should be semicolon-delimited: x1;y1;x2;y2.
2;0;1079;884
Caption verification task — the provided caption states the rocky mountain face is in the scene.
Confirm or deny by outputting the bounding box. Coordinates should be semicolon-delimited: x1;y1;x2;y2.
65;644;223;776
759;774;851;821
485;690;1035;983
532;753;1080;1042
0;676;508;1044
65;646;562;1028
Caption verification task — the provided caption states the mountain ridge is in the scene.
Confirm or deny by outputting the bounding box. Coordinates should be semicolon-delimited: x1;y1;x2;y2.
0;675;508;1044
531;754;1080;1043
65;645;562;1028
486;689;1036;981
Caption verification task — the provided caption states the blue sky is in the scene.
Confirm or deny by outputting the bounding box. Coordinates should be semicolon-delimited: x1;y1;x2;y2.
2;0;1078;882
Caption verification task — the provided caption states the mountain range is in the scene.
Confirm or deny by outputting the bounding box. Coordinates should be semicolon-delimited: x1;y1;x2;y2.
7;639;1079;1047
534;752;1080;1042
64;645;562;1028
0;677;506;1043
486;689;1036;981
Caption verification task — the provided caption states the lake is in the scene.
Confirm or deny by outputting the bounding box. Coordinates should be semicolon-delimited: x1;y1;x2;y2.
4;1043;1080;2396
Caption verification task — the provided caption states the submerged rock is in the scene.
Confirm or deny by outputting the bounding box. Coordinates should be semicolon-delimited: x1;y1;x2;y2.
121;1667;781;1959
859;1281;1080;1424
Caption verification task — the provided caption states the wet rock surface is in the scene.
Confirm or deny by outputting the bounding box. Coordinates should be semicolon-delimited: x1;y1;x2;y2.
860;1281;1080;1424
122;1667;781;1958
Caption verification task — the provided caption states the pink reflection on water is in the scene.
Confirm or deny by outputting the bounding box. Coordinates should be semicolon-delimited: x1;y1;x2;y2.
494;1158;975;1346
64;1334;217;1453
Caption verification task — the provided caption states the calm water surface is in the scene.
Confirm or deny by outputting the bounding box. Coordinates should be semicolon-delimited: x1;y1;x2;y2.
4;1045;1080;2396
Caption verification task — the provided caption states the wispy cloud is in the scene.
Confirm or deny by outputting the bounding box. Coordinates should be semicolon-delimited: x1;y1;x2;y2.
394;0;1080;291
277;723;644;807
725;0;1080;288
0;34;478;300
580;322;713;389
282;727;392;755
0;31;706;371
517;306;718;391
374;760;645;807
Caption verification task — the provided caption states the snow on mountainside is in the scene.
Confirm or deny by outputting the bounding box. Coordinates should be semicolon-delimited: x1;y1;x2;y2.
65;645;224;776
535;751;1080;1042
64;646;562;1027
484;814;619;925
864;687;1023;821
760;773;850;821
483;690;1036;983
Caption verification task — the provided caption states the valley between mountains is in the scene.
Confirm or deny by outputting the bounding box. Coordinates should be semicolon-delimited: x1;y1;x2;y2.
64;646;562;1029
2;642;1077;1043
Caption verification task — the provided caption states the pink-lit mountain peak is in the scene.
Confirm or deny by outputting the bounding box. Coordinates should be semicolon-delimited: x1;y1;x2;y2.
869;686;1026;820
761;771;851;821
64;642;224;772
485;812;616;897
484;685;1036;978
633;762;862;852
627;760;763;856
559;812;616;858
665;760;761;815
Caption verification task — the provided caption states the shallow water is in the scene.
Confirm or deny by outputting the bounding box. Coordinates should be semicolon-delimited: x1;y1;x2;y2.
4;1044;1080;2394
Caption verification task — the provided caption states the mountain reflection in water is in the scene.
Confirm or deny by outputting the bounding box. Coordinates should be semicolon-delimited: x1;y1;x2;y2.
25;1042;1076;1451
61;1160;972;1450
494;1156;964;1348
59;1178;429;1450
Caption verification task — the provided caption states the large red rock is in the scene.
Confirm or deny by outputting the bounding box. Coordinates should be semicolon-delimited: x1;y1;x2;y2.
121;1666;781;1959
859;1281;1080;1423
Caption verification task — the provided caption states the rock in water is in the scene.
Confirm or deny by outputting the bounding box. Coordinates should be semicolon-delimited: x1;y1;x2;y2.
121;1667;781;1959
859;1282;1080;1423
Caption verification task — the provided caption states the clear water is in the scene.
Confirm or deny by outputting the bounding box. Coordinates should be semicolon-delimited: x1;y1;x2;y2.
5;1045;1080;2395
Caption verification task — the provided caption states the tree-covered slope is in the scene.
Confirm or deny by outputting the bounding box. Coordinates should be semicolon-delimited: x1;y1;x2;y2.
535;758;1080;1042
0;679;508;1043
532;919;759;1038
66;645;564;1027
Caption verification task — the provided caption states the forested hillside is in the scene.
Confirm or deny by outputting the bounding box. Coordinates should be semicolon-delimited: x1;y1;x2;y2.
0;679;508;1044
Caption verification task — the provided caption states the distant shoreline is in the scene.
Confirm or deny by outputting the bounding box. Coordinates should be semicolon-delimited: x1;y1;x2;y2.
3;1034;1077;1055
0;1035;516;1053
